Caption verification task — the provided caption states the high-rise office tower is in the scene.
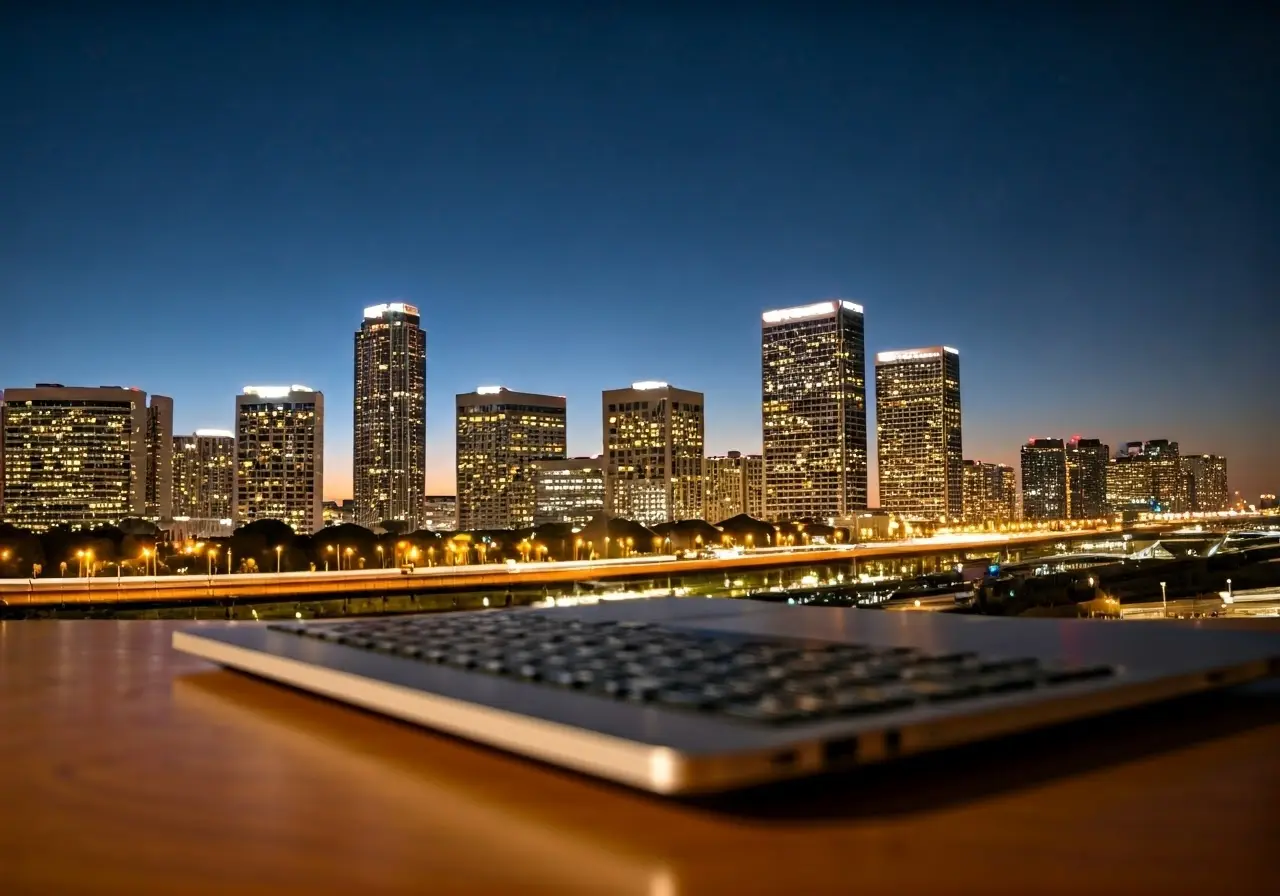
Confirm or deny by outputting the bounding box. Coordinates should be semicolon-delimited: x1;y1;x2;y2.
173;435;199;517
456;386;566;530
761;301;868;522
703;452;765;522
144;395;174;520
354;302;427;530
0;384;152;530
962;460;1018;523
233;386;324;534
1182;454;1229;512
1142;439;1185;513
532;456;606;526
1066;437;1109;520
1020;438;1068;521
173;430;235;520
1106;455;1152;513
874;347;963;520
602;382;705;526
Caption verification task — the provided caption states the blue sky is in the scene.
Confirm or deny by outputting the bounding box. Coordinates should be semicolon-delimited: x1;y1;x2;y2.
1;2;1274;501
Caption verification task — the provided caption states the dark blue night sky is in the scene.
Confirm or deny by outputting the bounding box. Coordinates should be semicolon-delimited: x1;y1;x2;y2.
1;2;1275;500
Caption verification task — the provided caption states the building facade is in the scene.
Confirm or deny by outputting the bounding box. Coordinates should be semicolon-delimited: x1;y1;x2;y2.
762;300;868;521
1066;437;1109;520
703;452;765;522
0;385;154;531
173;429;235;520
962;460;1018;523
456;386;566;530
353;302;427;530
144;395;174;520
1020;438;1068;521
874;347;963;521
602;382;704;526
422;495;457;531
1182;454;1229;512
233;386;324;534
532;456;606;526
1142;439;1185;513
1105;439;1186;514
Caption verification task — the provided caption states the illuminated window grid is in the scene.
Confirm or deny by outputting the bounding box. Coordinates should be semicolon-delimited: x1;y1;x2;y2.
234;395;323;534
602;385;705;526
874;349;962;521
354;304;426;529
762;303;868;522
0;388;148;531
455;391;566;530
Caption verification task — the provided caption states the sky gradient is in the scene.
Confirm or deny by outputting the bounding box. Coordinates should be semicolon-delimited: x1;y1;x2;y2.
1;3;1275;503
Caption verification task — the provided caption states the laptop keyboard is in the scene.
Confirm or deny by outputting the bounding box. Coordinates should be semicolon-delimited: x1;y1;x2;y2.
268;612;1115;726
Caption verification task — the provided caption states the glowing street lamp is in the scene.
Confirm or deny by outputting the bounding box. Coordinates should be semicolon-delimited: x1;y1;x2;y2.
376;545;385;568
141;547;152;576
207;548;218;576
344;547;354;569
275;544;283;573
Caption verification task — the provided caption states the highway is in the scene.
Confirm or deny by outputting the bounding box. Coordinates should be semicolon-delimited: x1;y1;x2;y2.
0;528;1109;608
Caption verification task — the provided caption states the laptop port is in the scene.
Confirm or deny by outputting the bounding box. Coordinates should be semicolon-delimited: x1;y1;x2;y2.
822;736;859;766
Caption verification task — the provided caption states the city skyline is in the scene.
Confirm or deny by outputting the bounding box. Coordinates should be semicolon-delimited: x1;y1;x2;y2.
1;5;1273;502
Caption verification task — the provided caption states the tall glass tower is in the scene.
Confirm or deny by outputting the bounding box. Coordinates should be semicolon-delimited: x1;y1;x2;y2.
874;346;963;521
354;303;427;530
761;301;868;522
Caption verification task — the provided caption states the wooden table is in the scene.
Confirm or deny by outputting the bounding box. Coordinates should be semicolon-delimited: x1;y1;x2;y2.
2;620;1277;895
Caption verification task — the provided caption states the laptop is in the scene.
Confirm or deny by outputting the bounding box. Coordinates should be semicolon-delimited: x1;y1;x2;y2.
173;597;1280;795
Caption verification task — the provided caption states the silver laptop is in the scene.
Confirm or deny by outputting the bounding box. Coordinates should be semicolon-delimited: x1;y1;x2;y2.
173;597;1280;795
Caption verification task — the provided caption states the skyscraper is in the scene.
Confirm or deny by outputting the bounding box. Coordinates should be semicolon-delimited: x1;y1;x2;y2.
233;386;324;534
1183;454;1229;512
874;347;963;521
456;386;566;530
173;430;235;520
0;384;151;530
962;460;1017;523
1106;455;1153;513
762;300;868;521
1020;438;1068;521
1142;439;1185;513
602;382;705;526
354;302;427;530
1066;437;1109;520
703;452;765;522
144;395;174;520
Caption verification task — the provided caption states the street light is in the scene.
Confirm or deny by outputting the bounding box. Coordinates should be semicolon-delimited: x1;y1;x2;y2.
207;548;217;576
344;547;354;569
1226;578;1233;603
376;545;385;568
141;547;152;577
1160;581;1167;617
275;544;283;573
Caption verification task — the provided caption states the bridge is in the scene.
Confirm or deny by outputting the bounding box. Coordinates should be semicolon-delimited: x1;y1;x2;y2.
0;528;1104;608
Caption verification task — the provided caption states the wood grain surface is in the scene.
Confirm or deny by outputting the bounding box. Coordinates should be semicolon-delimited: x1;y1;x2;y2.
1;620;1277;895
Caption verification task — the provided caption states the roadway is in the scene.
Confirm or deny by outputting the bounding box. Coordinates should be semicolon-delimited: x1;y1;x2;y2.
0;528;1111;608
